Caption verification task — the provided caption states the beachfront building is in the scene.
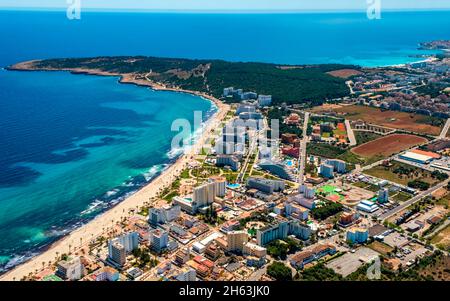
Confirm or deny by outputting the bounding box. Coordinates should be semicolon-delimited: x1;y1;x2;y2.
346;228;369;244
149;205;181;226
108;232;139;254
56;256;84;281
247;177;285;194
319;163;334;179
378;188;389;204
223;87;235;97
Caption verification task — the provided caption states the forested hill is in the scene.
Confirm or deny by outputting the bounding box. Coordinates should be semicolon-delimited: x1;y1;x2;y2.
25;56;355;105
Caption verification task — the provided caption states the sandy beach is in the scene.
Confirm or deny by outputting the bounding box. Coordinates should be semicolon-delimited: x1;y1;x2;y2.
1;61;230;281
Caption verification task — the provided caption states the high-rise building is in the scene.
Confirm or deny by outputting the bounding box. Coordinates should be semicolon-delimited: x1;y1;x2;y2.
325;159;347;173
150;229;169;253
256;220;290;246
56;256;84;281
193;182;216;207
109;241;126;266
319;163;334;178
149;205;181;226
378;188;389;204
108;232;139;254
216;155;240;171
346;228;369;244
299;184;315;199
209;176;227;197
247;177;285;194
227;230;249;252
257;95;272;107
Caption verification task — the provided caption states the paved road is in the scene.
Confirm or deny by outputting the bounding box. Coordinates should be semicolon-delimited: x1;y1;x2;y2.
439;118;450;139
345;119;357;146
298;112;310;186
379;179;450;221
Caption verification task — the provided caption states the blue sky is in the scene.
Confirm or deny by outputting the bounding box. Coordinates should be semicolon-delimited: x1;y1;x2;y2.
1;0;450;11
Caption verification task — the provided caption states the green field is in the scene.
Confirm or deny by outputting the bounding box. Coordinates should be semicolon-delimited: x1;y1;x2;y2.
364;162;439;187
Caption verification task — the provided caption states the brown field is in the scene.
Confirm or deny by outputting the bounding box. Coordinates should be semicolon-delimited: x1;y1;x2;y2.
351;134;428;158
333;105;441;135
368;241;394;256
327;69;363;78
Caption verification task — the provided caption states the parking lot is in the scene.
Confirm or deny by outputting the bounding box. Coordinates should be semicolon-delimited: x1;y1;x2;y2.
326;247;380;277
383;232;410;248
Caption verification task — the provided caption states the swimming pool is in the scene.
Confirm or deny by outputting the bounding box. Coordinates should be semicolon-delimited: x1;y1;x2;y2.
285;160;294;167
227;183;241;189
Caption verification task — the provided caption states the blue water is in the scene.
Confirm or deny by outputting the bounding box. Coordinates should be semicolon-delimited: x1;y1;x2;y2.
0;9;449;271
1;10;449;67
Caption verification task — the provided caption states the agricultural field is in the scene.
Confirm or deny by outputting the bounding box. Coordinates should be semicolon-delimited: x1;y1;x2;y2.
351;134;428;159
332;105;442;136
364;161;440;187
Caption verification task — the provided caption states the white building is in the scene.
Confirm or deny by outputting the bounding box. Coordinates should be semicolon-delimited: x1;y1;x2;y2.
257;95;272;107
209;176;227;197
108;232;139;254
150;229;169;253
175;268;197;281
56;256;84;281
193;182;216;207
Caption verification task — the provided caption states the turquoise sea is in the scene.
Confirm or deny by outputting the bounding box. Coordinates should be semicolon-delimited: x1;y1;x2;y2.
0;9;449;271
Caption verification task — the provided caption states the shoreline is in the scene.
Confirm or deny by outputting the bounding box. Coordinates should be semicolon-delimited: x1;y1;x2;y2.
0;61;230;280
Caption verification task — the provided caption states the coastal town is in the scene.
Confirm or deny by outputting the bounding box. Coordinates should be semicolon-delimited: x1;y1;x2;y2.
2;42;450;282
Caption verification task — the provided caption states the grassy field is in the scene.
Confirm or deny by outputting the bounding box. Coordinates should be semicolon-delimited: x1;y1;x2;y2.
354;132;382;145
364;162;439;186
333;105;442;136
392;191;414;203
431;224;450;251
